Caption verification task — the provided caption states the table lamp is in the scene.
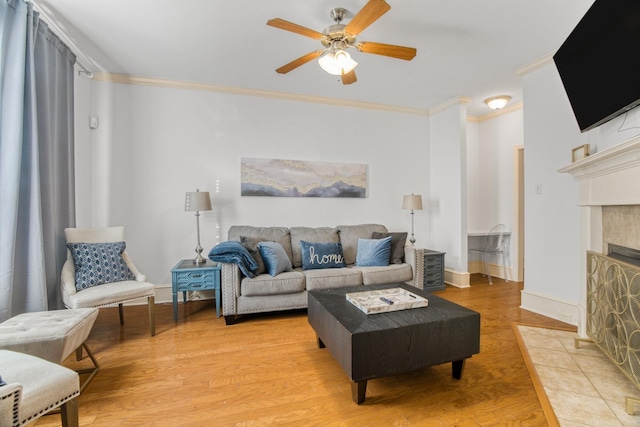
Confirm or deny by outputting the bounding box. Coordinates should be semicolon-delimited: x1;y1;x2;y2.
402;193;423;245
185;189;212;264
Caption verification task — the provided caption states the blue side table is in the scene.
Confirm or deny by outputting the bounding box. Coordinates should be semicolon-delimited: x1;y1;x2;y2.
171;259;221;321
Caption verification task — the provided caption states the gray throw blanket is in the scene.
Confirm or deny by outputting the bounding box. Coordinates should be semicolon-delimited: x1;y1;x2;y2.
208;241;258;278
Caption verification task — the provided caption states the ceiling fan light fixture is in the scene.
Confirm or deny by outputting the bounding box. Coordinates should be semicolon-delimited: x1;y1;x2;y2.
318;49;358;76
484;95;512;110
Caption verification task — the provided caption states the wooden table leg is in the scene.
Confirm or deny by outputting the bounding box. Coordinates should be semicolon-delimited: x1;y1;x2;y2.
351;380;367;404
452;359;466;379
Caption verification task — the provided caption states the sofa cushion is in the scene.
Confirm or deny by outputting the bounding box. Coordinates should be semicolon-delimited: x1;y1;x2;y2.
228;226;293;264
258;242;292;276
372;231;408;264
240;271;305;296
355;236;392;267
290;227;339;268
350;263;413;285
300;241;346;270
303;267;362;291
338;224;388;265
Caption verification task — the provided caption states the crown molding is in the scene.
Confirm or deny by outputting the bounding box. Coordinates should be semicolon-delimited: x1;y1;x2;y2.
428;96;472;116
516;53;555;76
92;72;430;116
476;101;524;122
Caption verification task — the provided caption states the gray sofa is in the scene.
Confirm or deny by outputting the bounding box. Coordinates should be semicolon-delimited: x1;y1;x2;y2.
220;224;423;324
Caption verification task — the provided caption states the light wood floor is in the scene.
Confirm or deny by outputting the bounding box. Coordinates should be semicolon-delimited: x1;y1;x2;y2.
35;276;575;426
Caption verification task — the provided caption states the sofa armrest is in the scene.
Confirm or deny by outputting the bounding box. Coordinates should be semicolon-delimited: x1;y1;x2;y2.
220;262;241;316
404;246;425;290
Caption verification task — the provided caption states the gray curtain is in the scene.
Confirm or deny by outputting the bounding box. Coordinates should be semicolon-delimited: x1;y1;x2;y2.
0;0;76;321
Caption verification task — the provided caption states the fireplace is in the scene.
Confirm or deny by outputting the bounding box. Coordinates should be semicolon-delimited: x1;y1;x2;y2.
560;134;640;415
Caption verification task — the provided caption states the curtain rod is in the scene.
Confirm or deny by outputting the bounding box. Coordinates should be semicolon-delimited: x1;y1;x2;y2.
29;0;97;78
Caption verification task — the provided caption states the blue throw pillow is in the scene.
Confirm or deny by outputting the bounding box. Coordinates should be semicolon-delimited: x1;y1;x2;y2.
355;236;392;267
67;241;135;291
300;241;346;270
258;241;292;277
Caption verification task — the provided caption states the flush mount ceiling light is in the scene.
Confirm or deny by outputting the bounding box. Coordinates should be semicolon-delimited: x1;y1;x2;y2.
484;95;512;110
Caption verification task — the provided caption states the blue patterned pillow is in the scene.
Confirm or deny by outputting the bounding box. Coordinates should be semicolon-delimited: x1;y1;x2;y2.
67;241;135;290
300;241;346;270
355;236;392;267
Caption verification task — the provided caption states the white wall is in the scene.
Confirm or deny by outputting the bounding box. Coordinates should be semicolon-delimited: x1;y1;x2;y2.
429;103;468;276
76;80;431;286
521;61;586;322
73;68;93;226
522;60;640;324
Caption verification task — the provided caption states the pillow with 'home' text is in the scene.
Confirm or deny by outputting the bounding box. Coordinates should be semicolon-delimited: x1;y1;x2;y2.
300;241;346;270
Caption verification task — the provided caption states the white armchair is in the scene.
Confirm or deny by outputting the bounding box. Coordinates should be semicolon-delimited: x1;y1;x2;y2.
61;226;155;336
0;350;79;427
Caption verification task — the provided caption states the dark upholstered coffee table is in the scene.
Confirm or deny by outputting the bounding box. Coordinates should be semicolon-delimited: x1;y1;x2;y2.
308;283;480;404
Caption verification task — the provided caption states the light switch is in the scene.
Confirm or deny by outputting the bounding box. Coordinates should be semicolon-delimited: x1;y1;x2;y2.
535;183;543;194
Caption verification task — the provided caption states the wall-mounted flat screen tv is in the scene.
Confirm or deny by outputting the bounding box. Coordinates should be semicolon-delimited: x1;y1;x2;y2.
553;0;640;133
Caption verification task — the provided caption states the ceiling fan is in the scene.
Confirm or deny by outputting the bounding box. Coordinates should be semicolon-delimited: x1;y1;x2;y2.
267;0;417;85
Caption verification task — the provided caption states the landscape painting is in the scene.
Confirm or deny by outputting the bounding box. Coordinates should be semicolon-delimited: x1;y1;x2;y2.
241;158;366;198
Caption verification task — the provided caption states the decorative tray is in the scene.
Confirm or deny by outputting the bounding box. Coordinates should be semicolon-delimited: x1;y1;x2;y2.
345;287;428;315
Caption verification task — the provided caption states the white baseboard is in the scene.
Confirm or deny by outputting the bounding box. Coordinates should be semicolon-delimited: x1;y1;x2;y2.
468;261;515;281
520;289;579;326
444;269;471;288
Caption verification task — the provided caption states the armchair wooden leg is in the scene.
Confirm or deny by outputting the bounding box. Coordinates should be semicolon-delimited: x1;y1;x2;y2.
60;396;79;427
118;303;124;326
148;296;155;336
77;343;100;393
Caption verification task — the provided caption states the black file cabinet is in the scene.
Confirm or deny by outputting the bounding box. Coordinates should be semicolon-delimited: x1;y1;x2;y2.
421;249;446;292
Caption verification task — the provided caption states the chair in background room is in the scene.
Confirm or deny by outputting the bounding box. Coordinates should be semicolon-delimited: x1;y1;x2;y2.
469;223;510;285
61;226;156;336
0;350;80;427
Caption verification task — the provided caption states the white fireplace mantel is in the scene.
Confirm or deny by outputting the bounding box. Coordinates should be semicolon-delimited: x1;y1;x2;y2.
559;134;640;206
559;133;640;337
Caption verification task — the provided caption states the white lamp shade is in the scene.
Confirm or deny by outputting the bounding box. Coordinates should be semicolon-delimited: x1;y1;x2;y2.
402;194;423;210
185;190;212;212
318;50;358;76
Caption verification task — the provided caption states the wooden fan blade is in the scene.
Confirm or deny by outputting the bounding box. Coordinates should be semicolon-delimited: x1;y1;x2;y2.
357;41;416;60
276;51;323;74
342;69;357;85
267;18;323;39
344;0;391;35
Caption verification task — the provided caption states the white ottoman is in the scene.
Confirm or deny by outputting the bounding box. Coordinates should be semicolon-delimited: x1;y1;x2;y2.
0;308;99;392
0;349;79;427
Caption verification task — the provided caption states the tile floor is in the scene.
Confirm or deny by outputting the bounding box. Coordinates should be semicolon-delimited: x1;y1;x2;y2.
516;325;640;427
